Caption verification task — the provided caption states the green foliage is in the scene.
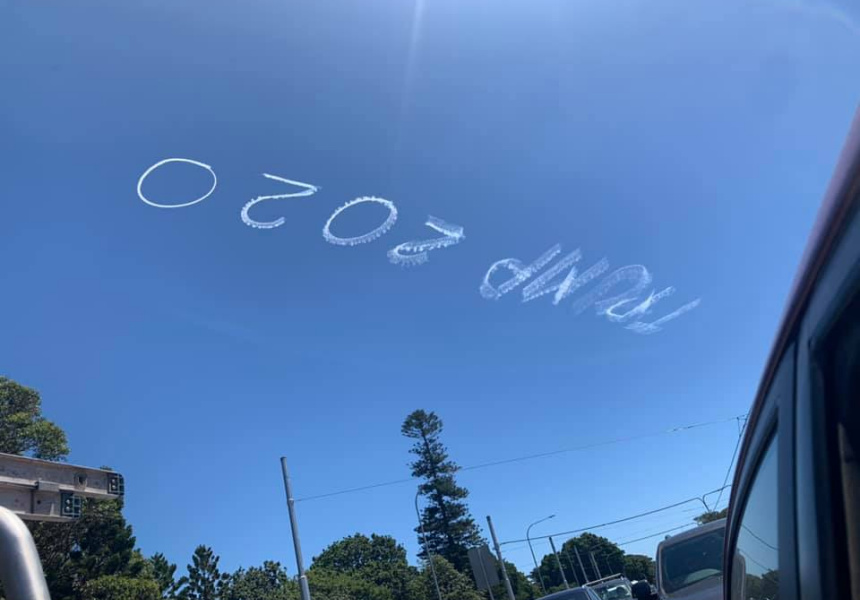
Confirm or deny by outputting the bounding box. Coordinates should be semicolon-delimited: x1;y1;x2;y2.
402;409;484;572
410;556;482;600
559;534;625;584
0;376;69;460
490;561;539;600
147;553;186;599
308;568;392;600
311;533;416;600
743;569;779;600
531;533;625;589
694;508;728;525
180;546;228;600
622;555;655;582
82;575;161;600
29;497;147;600
222;561;297;600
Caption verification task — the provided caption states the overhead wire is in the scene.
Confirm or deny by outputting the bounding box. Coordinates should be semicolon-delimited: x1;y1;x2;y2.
617;524;693;546
499;485;729;545
295;414;745;502
713;415;747;510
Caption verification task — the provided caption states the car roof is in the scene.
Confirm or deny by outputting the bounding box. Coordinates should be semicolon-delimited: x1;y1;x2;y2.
658;518;726;549
734;106;860;502
539;588;592;600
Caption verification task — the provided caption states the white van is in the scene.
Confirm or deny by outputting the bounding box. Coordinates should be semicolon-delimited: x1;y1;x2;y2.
655;519;726;600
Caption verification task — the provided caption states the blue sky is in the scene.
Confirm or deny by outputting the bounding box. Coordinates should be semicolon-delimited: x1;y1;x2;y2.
2;0;859;580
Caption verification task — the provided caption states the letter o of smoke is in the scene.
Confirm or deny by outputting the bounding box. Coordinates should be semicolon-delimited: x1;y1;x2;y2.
137;158;218;209
322;196;398;246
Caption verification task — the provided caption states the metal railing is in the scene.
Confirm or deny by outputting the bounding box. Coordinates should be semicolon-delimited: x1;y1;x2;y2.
0;506;51;600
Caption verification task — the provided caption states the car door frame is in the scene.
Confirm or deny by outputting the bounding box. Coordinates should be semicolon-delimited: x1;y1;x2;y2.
724;344;797;600
794;171;860;600
724;106;860;600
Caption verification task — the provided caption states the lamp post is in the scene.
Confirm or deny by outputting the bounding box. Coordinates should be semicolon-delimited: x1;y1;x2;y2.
415;490;443;600
526;514;555;594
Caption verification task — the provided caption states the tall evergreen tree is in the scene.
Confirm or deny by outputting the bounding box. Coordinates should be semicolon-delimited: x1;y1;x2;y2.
148;552;186;599
180;546;227;600
401;410;484;573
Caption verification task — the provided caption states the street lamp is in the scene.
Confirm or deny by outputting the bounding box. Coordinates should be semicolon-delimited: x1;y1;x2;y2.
415;490;443;600
527;514;556;594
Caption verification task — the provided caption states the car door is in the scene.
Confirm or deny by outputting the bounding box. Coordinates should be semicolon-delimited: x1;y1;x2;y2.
794;137;860;600
725;108;860;600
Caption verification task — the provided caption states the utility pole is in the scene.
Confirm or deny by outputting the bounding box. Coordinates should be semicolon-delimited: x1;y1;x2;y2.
573;545;588;583
549;536;570;589
416;490;443;600
487;516;517;600
564;550;580;586
590;552;602;580
602;553;613;576
280;457;312;600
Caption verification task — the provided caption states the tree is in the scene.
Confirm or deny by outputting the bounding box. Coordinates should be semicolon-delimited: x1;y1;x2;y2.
694;508;728;525
222;561;297;600
410;556;482;600
148;553;187;599
28;497;150;600
402;410;484;572
82;575;161;600
308;568;392;600
622;555;655;582
311;534;416;600
558;534;625;585
180;546;228;600
490;561;539;600
0;376;69;460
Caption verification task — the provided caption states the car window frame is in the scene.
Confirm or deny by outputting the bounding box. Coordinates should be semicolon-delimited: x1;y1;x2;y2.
797;198;860;600
725;343;796;600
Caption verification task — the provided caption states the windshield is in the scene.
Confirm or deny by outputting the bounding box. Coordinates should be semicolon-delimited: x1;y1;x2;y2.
2;0;858;599
661;529;726;593
594;582;633;600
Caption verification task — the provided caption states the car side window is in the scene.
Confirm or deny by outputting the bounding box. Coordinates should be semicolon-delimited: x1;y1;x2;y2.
730;436;779;600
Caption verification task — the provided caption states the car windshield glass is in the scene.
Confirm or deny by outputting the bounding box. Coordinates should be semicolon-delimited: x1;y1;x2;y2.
595;583;633;600
661;529;726;593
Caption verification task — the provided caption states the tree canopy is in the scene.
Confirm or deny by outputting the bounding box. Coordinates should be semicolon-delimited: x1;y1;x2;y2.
0;376;69;460
694;508;728;525
623;554;655;582
311;533;415;600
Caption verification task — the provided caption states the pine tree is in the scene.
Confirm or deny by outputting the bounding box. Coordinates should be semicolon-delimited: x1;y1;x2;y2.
149;552;187;599
401;410;484;573
180;546;227;600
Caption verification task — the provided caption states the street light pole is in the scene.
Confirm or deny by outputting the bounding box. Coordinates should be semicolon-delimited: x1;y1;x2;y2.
549;536;570;589
526;514;555;594
280;457;312;600
415;490;443;600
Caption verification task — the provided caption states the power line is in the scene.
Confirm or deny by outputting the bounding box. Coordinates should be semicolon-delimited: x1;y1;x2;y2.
500;485;729;545
295;414;745;502
617;524;693;546
714;415;747;509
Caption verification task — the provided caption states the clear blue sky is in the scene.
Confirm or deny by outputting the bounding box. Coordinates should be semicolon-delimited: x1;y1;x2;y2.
2;0;859;580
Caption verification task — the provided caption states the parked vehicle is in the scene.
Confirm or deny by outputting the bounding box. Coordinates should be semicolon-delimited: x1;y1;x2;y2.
538;588;603;600
655;519;725;600
723;108;860;600
586;575;634;600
